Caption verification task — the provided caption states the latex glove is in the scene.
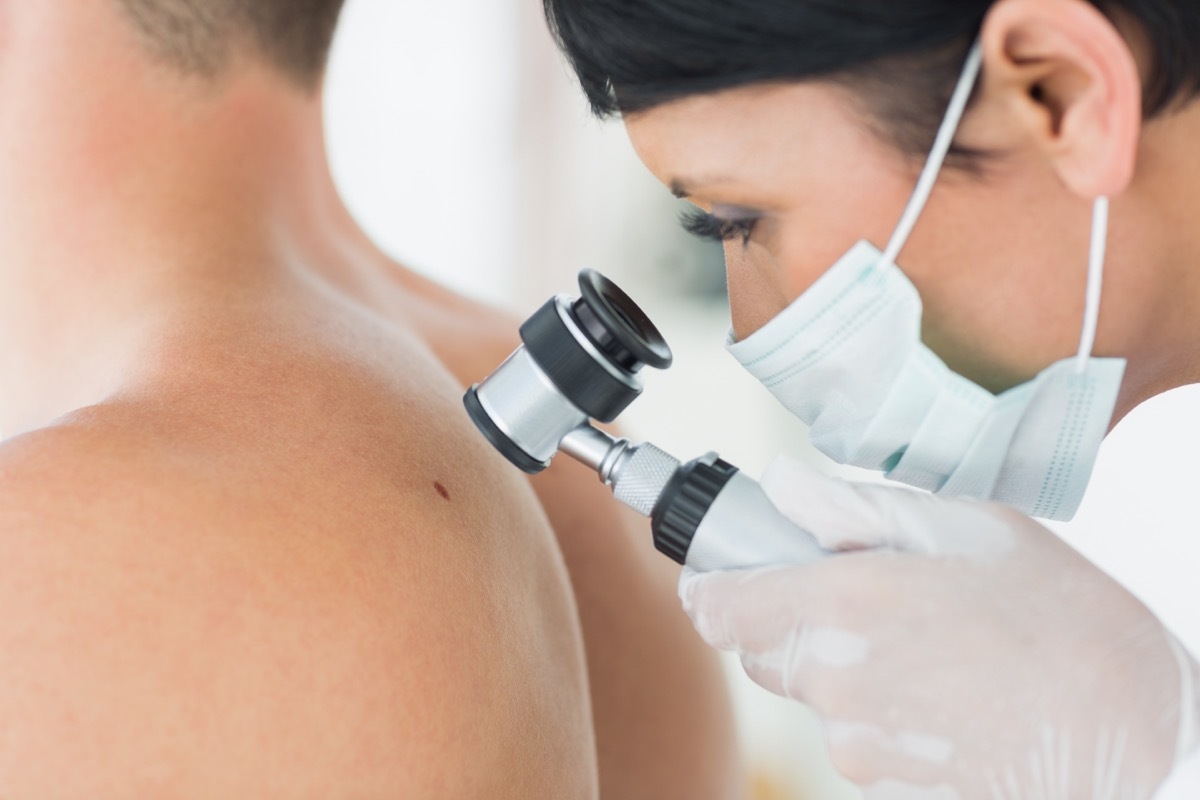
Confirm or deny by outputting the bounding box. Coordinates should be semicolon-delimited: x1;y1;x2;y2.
680;457;1200;799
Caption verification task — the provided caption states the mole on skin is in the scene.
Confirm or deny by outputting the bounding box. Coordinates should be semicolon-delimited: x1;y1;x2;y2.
434;482;451;501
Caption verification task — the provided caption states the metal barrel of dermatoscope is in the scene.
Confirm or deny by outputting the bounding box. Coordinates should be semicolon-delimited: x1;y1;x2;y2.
464;269;823;572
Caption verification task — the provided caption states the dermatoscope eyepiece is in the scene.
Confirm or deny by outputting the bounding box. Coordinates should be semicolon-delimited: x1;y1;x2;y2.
464;269;673;474
575;269;672;372
465;271;825;571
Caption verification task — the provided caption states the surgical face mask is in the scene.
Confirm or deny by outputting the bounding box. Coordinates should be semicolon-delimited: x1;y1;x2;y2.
726;43;1125;521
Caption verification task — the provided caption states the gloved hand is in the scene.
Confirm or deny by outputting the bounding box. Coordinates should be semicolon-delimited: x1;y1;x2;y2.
680;456;1200;799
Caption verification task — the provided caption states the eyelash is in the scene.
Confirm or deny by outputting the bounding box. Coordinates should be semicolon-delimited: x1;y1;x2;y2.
680;208;760;246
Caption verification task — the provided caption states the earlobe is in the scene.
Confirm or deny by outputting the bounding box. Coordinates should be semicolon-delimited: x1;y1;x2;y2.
981;0;1142;198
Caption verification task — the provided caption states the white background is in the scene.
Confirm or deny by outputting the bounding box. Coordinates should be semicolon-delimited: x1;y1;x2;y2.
324;1;1200;796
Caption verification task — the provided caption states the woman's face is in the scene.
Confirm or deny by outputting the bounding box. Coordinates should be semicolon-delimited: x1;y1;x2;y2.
624;80;1165;397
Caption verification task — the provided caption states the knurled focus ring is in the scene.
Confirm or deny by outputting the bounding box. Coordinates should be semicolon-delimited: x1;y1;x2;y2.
612;443;681;517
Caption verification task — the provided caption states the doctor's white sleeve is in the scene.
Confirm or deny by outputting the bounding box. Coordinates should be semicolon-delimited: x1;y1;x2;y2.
1157;749;1200;799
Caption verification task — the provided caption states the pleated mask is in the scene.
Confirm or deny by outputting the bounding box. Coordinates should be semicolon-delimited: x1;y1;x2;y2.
726;43;1125;521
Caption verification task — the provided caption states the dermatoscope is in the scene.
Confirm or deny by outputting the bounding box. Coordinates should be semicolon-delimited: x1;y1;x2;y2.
464;270;824;572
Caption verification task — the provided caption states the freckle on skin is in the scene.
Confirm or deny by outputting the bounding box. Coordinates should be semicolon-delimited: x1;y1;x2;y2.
434;482;450;501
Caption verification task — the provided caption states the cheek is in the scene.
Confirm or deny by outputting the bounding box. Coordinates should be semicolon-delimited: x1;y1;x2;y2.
903;180;1095;390
727;163;914;342
725;241;790;342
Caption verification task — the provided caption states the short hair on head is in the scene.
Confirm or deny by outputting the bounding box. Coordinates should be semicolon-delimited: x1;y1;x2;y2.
115;0;347;88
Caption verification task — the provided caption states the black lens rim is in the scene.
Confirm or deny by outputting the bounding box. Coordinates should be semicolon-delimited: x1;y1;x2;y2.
577;269;673;371
463;386;551;474
519;297;642;423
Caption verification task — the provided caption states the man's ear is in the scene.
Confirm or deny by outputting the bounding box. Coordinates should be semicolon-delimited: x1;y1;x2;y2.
980;0;1142;198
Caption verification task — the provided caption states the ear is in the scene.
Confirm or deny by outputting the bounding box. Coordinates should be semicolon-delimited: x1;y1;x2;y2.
980;0;1142;198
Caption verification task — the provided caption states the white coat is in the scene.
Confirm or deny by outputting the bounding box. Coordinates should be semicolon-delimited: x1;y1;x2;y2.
1158;751;1200;798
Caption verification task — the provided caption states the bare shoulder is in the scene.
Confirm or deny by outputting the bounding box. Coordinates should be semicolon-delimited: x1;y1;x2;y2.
383;265;524;388
0;382;594;797
388;270;743;797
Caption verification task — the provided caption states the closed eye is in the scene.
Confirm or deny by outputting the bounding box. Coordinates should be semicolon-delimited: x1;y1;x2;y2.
680;208;760;246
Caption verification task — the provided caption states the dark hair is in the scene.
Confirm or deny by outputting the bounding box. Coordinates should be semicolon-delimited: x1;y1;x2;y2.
544;0;1200;153
116;0;346;88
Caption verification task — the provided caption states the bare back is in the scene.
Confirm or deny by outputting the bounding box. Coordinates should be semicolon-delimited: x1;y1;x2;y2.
0;273;599;797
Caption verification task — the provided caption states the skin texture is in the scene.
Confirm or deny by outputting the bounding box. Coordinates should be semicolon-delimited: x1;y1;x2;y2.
624;0;1200;425
0;1;737;797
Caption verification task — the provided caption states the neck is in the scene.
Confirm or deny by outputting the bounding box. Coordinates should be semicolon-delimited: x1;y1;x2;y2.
1110;99;1200;423
0;7;359;435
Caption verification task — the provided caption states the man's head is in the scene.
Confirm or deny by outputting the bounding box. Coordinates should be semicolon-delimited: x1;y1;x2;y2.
115;0;346;89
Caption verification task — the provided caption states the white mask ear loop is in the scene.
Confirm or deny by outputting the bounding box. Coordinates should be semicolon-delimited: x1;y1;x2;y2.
881;40;984;268
878;38;1111;374
1076;196;1110;371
